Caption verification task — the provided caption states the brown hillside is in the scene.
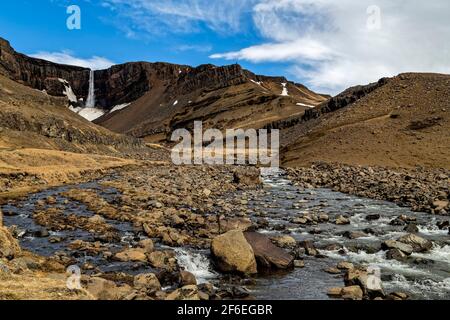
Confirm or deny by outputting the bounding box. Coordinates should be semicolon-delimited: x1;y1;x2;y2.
282;73;450;169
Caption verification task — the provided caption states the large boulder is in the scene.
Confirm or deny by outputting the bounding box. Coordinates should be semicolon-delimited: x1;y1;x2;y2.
211;230;257;275
397;234;433;252
381;240;414;255
86;277;132;300
0;219;21;260
114;248;147;262
244;232;294;270
133;273;161;291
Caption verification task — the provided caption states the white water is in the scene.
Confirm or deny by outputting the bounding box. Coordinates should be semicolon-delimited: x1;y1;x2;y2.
174;248;218;284
86;70;95;108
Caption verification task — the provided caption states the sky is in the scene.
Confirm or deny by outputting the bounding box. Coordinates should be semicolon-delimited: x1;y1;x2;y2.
1;0;450;95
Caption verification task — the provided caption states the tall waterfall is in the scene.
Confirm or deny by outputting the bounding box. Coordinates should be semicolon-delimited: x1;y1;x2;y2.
86;70;95;108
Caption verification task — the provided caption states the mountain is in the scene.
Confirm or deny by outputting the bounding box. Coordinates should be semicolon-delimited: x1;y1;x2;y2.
281;73;450;169
0;36;328;143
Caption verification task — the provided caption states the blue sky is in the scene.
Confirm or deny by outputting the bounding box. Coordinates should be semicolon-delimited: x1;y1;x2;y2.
1;0;450;94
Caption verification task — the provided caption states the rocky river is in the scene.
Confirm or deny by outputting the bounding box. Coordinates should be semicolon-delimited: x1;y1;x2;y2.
1;167;449;300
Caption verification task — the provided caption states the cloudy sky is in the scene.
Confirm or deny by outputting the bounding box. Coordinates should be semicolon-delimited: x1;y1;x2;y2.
1;0;449;94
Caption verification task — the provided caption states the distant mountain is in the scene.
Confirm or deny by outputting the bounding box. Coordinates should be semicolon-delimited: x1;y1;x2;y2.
0;36;328;143
281;73;450;169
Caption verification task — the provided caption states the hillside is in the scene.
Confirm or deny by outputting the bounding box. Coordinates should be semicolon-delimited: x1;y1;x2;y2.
282;73;450;169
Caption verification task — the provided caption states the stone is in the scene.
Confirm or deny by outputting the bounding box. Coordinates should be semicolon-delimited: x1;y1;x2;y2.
133;273;161;291
343;231;366;239
233;170;261;186
271;235;297;249
335;216;350;225
386;249;407;261
244;232;294;270
114;248;147;262
397;234;433;252
325;267;341;274
166;285;200;300
341;286;363;300
138;239;154;253
219;217;253;233
433;200;449;211
180;271;197;286
86;277;132;300
294;260;305;268
211;230;257;275
88;215;106;224
345;268;385;299
382;240;414;255
0;226;21;259
327;287;343;297
404;223;419;233
337;261;354;270
365;214;380;221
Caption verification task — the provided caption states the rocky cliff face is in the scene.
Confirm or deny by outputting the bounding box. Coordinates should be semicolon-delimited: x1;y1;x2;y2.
0;37;89;98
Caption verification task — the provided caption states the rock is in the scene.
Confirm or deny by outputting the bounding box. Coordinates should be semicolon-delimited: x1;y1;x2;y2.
34;228;50;238
219;217;253;233
233;170;261;186
341;286;363;300
335;216;350;225
180;271;197;286
437;220;449;230
337;261;354;270
386;249;407;261
345;268;385;299
294;260;305;268
366;214;380;221
86;277;132;300
88;215;106;224
299;240;318;256
166;285;200;300
389;292;409;300
138;239;154;253
0;226;21;259
244;232;294;270
211;230;257;275
397;234;433;252
381;240;414;255
271;235;297;249
114;248;147;262
133;273;161;291
433;200;449;211
202;188;212;197
148;251;177;270
404;223;419;233
343;231;366;239
327;287;343;297
325;267;341;274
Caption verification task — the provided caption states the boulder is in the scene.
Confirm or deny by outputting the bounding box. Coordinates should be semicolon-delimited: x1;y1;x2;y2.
138;239;154;253
114;248;147;262
386;249;407;261
341;286;363;300
0;226;21;260
345;268;385;299
148;250;177;270
397;234;433;252
180;271;197;286
271;235;297;249
244;232;294;270
327;287;343;298
381;240;414;255
233;170;261;186
86;277;132;300
166;285;200;300
133;273;161;291
211;230;257;275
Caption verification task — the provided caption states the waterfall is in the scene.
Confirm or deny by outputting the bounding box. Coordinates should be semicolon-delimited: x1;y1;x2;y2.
86;70;95;108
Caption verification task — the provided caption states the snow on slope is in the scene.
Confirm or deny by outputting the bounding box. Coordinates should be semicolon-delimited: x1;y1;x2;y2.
58;78;77;103
281;83;289;96
110;103;131;113
296;102;315;108
77;108;106;121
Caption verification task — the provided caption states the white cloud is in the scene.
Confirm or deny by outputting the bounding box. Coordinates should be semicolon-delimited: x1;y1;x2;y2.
30;51;115;70
211;0;450;94
102;0;257;35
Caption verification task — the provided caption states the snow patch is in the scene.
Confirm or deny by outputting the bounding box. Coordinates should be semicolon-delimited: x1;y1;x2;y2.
296;102;315;108
77;108;106;121
58;78;77;103
250;79;263;86
173;100;179;106
110;103;131;113
281;83;289;96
